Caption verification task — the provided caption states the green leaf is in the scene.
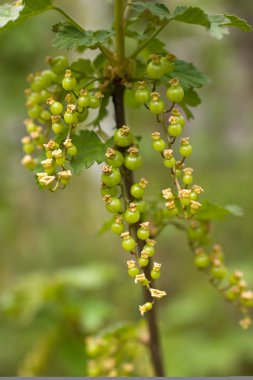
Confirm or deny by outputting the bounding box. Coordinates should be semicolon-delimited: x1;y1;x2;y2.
70;58;95;78
179;89;201;120
172;6;210;27
98;218;113;235
208;14;252;39
225;14;253;32
130;1;170;21
0;0;52;33
52;22;114;50
70;130;106;174
208;15;229;39
195;201;243;221
166;59;209;90
182;88;201;107
140;38;166;60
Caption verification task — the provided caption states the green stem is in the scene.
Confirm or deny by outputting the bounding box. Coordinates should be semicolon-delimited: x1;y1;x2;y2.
130;23;169;59
114;0;125;63
52;6;85;32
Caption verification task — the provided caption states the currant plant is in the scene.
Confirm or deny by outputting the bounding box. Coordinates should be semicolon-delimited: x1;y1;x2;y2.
1;0;253;376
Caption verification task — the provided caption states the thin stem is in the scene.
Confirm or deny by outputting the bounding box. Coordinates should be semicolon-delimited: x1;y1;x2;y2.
52;6;85;32
114;0;125;63
130;23;169;59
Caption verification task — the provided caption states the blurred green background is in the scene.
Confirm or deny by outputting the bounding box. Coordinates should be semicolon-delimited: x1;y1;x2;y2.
0;0;252;376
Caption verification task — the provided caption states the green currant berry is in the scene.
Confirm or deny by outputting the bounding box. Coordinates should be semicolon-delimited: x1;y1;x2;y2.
105;150;124;168
190;192;198;201
210;266;227;280
23;143;34;154
27;92;41;106
151;270;161;280
114;127;133;147
128;267;140;277
50;56;69;74
137;228;150;240
152;139;166;152
55;157;65;166
149;99;165;114
64;111;77;124
134;199;146;213
168;123;182;137
67;145;78;156
40;110;51;122
45;166;55;175
194;255;210;269
138;257;149;267
178;115;185;127
124;155;143;171
168;207;179;216
40;90;52;102
105;198;122;213
143;246;155;257
180;197;191;206
50;101;63;115
175;169;182;177
225;288;238;301
160;56;175;74
124;208;140;224
147;60;164;79
166;83;184;103
111;222;124;235
145;302;153;311
62;76;77;91
28;105;42;119
179;144;193;157
102;168;121;187
41;70;56;86
164;157;176;168
89;95;101;109
101;186;118;197
78;94;90;108
52;122;64;134
31;77;45;92
183;175;193;185
135;88;150;104
130;184;144;198
122;237;136;251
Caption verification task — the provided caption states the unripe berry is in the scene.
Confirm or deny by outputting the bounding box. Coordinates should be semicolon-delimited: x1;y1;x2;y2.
137;222;150;240
166;78;184;103
149;92;165;114
151;132;165;152
124;203;140;224
62;70;76;91
114;125;133;147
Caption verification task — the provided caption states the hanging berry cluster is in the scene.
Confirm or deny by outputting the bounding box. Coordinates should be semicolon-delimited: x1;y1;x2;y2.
101;125;167;317
21;56;103;191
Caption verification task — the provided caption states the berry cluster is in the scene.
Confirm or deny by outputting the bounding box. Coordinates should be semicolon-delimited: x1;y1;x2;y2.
132;55;252;327
101;125;166;317
21;56;103;191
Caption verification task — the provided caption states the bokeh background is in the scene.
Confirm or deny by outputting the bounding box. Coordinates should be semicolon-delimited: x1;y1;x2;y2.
0;0;252;376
